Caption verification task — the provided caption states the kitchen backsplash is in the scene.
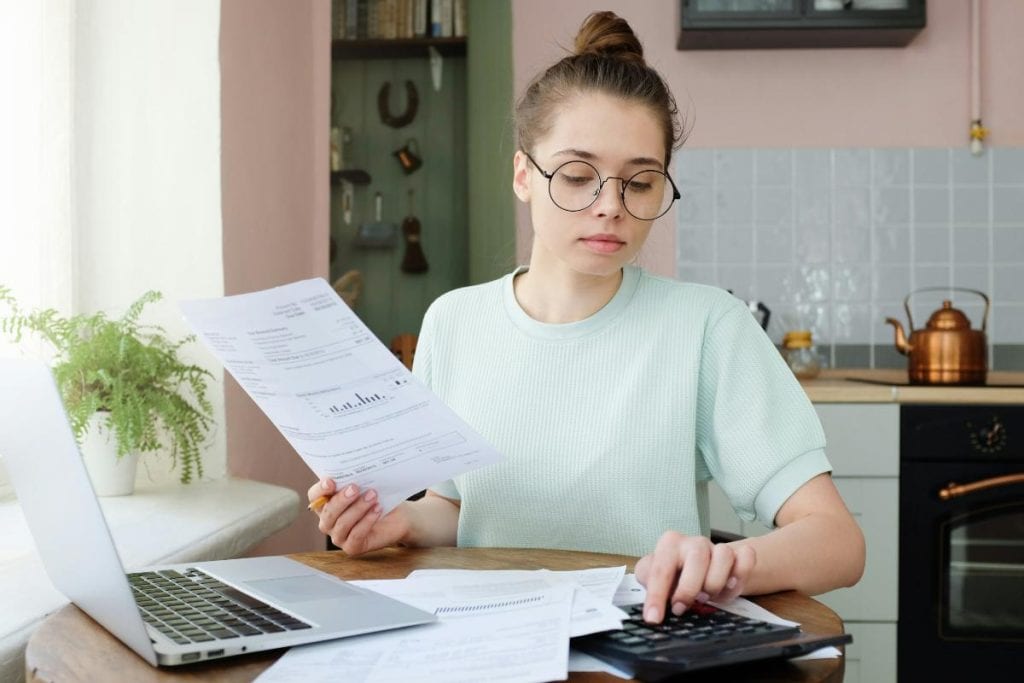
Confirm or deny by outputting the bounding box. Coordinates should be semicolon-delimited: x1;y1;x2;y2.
674;147;1024;370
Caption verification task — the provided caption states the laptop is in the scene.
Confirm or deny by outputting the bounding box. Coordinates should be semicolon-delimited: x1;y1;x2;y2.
572;597;852;681
0;357;435;666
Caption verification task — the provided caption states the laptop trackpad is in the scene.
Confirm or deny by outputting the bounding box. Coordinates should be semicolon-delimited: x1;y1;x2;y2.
245;575;361;602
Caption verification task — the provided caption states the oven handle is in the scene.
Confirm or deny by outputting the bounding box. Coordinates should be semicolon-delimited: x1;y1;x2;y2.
938;473;1024;501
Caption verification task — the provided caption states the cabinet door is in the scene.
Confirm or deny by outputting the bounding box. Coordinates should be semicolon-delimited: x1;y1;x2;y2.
842;622;897;683
712;477;900;622
707;480;744;536
679;0;926;49
818;478;898;621
815;403;899;477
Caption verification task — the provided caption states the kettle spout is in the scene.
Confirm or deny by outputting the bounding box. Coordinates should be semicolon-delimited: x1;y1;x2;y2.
885;317;912;356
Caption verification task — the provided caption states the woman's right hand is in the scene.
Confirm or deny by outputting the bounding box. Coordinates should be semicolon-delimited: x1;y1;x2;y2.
308;478;409;556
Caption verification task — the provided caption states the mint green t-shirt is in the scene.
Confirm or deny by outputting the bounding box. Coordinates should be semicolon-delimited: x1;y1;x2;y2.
414;265;830;557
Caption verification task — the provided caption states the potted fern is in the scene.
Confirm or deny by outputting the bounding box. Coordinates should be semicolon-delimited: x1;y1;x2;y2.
0;287;214;494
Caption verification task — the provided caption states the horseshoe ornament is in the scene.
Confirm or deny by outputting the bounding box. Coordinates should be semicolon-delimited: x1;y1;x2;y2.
377;80;419;129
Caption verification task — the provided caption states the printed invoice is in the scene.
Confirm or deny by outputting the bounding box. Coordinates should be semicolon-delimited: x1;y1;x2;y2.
180;279;504;511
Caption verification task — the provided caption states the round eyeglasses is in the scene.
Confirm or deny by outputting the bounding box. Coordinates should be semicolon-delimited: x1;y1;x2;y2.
525;153;680;221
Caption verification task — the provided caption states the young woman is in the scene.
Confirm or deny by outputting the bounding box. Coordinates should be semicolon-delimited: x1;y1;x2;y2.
310;11;864;625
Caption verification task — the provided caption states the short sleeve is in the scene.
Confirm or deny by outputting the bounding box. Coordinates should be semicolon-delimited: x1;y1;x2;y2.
411;301;436;389
695;301;831;528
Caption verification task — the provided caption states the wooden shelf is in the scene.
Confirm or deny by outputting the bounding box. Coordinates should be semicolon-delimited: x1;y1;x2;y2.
331;37;466;60
330;169;372;186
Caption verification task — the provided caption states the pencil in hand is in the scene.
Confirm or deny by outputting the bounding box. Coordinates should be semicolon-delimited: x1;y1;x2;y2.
308;494;330;513
309;476;338;513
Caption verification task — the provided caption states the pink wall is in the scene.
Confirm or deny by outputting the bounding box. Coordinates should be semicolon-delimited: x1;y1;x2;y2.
512;0;1024;276
220;0;331;555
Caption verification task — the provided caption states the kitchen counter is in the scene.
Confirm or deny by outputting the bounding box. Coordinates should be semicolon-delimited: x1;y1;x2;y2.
800;369;1024;404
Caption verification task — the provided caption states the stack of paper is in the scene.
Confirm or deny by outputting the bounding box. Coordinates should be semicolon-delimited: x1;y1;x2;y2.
255;568;840;683
256;566;633;683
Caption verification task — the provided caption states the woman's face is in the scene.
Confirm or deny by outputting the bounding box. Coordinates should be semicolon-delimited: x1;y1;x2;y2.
513;91;667;280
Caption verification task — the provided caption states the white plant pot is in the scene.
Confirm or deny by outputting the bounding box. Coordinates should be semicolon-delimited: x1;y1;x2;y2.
80;412;139;496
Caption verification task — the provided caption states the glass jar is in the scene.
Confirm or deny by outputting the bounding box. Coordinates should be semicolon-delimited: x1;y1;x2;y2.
782;330;821;380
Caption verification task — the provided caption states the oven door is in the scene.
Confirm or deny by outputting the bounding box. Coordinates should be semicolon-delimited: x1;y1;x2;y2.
900;459;1024;679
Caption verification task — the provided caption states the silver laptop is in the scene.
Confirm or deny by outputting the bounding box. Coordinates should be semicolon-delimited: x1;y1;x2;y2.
0;358;435;666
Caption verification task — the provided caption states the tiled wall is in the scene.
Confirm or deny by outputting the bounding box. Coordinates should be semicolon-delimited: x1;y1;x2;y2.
674;147;1024;369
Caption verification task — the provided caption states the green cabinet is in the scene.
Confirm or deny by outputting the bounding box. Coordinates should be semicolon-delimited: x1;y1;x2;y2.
329;40;469;345
329;1;515;347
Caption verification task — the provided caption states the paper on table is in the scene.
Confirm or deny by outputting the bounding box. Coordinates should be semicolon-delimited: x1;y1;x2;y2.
567;649;632;680
612;572;646;607
409;566;626;599
404;566;628;637
255;583;575;683
707;595;841;659
180;279;504;512
708;595;798;627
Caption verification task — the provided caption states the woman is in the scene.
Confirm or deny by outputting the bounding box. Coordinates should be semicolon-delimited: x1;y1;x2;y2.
310;11;864;625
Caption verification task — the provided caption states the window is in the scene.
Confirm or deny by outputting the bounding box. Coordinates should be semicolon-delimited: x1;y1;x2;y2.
0;1;226;503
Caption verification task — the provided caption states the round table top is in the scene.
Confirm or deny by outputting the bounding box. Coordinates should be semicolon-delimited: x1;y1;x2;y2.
25;547;844;682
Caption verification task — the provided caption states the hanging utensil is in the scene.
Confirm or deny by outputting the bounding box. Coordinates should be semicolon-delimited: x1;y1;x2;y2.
377;80;419;129
354;192;397;249
400;188;429;274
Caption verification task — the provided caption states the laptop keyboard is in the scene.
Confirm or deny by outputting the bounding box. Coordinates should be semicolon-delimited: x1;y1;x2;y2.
574;601;800;662
128;568;312;645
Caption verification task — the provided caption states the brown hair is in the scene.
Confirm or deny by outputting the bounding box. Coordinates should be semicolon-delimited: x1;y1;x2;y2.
515;11;684;166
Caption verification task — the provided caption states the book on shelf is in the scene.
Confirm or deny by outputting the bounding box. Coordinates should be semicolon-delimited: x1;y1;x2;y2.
404;0;413;38
395;0;408;39
367;0;380;38
413;0;428;37
430;0;453;37
332;0;347;39
453;0;465;38
336;0;463;42
356;0;368;40
344;0;358;40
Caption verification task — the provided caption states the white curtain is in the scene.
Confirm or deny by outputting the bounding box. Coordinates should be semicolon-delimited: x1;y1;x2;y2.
0;0;76;344
0;0;74;493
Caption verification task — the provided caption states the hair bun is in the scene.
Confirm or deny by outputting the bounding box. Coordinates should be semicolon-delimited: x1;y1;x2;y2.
573;11;644;63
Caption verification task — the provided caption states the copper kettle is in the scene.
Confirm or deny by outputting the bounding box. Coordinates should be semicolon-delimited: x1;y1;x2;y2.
885;287;989;385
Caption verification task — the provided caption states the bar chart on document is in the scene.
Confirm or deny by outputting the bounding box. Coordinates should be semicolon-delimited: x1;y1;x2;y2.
279;312;411;419
180;279;504;511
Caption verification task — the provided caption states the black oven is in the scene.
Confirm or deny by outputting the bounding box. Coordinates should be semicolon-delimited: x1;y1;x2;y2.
899;404;1024;680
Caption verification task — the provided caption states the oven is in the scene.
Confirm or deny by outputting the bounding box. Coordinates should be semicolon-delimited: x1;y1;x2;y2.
899;404;1024;680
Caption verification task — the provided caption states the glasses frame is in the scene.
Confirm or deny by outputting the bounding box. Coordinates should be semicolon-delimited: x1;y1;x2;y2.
524;152;681;221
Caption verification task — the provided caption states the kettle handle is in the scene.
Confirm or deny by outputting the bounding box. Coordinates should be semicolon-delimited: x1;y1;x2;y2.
903;287;990;332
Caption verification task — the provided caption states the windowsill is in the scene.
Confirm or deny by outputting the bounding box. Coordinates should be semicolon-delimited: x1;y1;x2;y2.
0;477;300;682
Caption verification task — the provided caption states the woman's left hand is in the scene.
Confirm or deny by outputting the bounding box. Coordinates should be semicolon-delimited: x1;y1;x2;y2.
634;531;756;624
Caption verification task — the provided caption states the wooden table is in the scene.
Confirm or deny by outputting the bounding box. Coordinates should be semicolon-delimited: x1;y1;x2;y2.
25;547;845;682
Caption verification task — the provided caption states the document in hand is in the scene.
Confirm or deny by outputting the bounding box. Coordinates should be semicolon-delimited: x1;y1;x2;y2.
180;279;505;511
